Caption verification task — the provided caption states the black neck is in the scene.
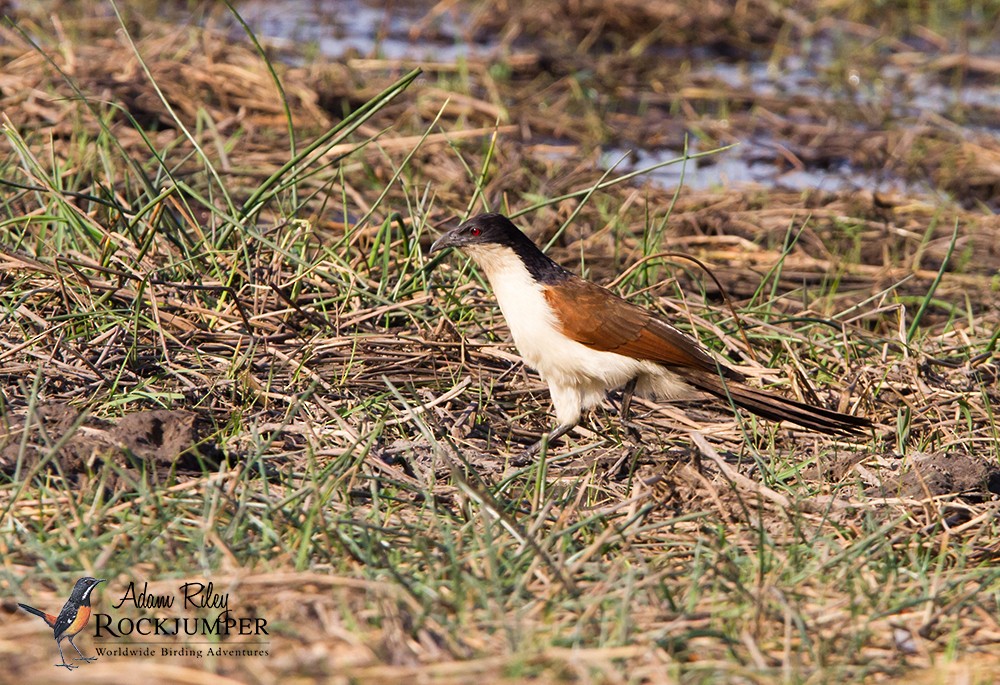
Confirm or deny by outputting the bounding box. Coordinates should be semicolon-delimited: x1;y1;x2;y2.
496;222;571;285
517;244;570;284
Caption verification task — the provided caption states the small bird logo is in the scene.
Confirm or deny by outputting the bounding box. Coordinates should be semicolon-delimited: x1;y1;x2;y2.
19;577;106;670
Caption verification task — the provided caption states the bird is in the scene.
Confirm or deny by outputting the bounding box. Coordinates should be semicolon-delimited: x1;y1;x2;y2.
19;577;106;670
429;212;870;451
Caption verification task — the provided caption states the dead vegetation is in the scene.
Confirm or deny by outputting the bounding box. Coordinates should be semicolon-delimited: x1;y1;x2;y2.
1;1;999;683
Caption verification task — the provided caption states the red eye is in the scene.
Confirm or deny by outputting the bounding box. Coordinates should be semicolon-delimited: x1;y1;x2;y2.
470;226;481;236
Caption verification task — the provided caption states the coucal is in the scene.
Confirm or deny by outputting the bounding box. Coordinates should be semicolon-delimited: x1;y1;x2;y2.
19;576;106;670
430;212;870;449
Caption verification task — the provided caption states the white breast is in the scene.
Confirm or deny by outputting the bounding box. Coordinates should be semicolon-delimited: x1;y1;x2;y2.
462;245;691;426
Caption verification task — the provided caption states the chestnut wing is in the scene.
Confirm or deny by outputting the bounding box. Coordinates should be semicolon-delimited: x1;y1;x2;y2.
543;277;741;379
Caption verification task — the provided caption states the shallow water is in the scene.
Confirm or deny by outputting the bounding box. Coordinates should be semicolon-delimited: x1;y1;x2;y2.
229;0;998;200
599;144;926;195
234;0;475;61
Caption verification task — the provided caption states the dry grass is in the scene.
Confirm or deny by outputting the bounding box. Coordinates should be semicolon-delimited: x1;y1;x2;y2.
1;1;999;683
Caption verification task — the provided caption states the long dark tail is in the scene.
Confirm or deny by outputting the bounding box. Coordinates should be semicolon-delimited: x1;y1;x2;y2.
18;603;56;626
679;371;871;436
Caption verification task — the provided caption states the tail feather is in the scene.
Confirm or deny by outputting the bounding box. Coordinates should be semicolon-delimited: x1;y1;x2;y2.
679;371;871;437
18;603;57;626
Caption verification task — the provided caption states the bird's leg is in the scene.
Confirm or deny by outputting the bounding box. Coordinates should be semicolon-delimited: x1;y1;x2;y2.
55;641;78;670
618;377;643;442
69;635;97;662
513;423;574;466
620;377;636;419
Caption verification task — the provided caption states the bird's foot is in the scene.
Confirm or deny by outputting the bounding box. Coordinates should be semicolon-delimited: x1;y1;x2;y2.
74;657;98;662
510;453;532;467
511;440;544;467
621;418;644;443
511;424;573;466
56;663;78;670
